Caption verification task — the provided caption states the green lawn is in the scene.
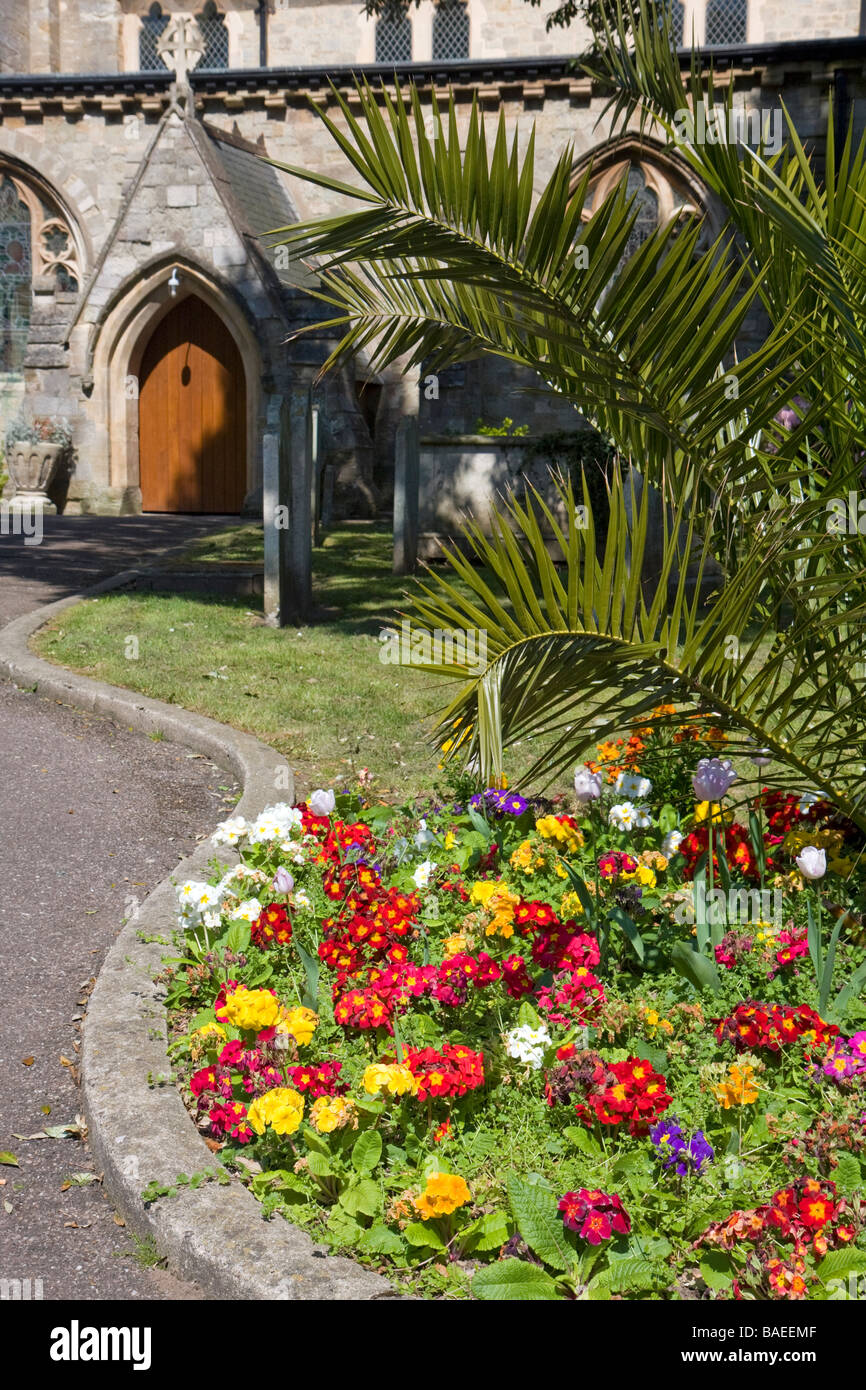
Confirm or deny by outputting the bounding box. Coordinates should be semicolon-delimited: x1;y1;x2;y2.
35;521;780;807
35;524;560;803
35;526;444;800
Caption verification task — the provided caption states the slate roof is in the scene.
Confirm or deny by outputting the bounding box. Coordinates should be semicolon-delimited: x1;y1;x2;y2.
200;120;317;292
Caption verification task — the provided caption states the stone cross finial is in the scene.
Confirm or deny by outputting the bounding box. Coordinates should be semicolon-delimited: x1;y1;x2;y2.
156;14;204;84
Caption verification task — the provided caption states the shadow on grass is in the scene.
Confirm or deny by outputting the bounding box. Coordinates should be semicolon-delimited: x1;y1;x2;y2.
161;522;454;639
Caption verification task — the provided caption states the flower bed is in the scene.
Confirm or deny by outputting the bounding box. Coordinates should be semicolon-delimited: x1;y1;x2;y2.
158;712;866;1300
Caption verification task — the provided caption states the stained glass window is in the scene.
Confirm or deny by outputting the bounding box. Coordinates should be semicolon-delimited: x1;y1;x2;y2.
0;176;32;374
376;13;412;62
432;0;470;60
139;2;169;72
621;165;659;263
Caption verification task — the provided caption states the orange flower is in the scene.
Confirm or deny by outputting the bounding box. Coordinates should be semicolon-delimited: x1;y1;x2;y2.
712;1062;759;1108
413;1173;472;1220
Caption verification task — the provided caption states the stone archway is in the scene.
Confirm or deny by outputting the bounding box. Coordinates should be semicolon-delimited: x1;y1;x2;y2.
571;133;721;247
86;261;263;514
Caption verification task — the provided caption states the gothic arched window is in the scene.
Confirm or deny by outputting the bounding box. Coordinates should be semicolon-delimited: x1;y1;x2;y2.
139;2;169;71
620;165;660;263
0;177;32;373
139;2;229;72
705;0;748;46
574;140;713;285
579;149;704;234
432;0;470;60
0;167;80;374
376;13;412;62
195;1;229;69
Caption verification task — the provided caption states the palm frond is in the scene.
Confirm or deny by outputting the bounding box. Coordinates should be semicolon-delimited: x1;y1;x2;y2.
406;470;866;829
267;77;820;514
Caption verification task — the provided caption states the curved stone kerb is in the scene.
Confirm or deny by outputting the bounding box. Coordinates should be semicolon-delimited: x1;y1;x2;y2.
0;574;394;1301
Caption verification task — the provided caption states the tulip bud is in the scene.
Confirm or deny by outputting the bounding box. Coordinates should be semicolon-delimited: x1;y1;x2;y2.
795;846;826;880
692;757;737;802
309;788;336;817
574;765;603;806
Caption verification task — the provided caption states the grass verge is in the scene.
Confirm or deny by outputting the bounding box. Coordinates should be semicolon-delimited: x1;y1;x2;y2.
35;526;452;800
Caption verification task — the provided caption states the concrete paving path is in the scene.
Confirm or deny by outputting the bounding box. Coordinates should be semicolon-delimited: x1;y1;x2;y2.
0;513;234;626
0;516;240;1300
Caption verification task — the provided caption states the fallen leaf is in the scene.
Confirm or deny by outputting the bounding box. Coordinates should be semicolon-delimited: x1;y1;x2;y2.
0;1153;19;1166
21;1057;34;1066
3;1202;12;1213
40;1106;51;1115
43;1124;83;1140
59;1056;74;1068
203;1138;222;1152
59;1172;99;1191
113;1214;126;1227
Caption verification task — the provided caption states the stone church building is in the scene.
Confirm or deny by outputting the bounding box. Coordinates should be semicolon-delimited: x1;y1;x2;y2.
0;0;865;518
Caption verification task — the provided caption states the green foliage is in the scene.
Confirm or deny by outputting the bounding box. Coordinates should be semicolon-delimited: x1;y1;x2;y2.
506;1173;577;1271
671;940;722;995
266;71;866;830
475;416;530;437
472;1258;561;1300
140;1166;232;1204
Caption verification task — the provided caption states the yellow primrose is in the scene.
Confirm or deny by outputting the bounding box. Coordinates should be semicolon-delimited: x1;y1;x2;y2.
487;887;520;938
276;1006;319;1047
560;891;584;917
363;1062;418;1098
644;1008;673;1036
535;815;584;852
413;1173;472;1219
470;880;499;908
471;880;519;935
221;986;284;1033
191;1021;226;1042
636;864;657;889
310;1095;356;1133
509;840;545;875
712;1063;759;1109
247;1087;305;1136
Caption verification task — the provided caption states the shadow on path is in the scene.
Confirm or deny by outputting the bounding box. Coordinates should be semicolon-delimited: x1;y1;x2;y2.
0;516;242;1300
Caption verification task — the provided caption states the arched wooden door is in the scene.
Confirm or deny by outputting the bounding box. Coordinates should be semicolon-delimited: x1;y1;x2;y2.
138;296;247;513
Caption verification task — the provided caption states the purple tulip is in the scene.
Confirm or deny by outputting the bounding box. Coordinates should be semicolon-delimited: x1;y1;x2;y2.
692;757;737;802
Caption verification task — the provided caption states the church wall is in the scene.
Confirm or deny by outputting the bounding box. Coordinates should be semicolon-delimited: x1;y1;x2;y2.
4;0;865;79
1;23;865;511
0;0;31;72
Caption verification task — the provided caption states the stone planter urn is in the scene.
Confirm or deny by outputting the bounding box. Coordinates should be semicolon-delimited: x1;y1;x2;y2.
6;439;63;514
